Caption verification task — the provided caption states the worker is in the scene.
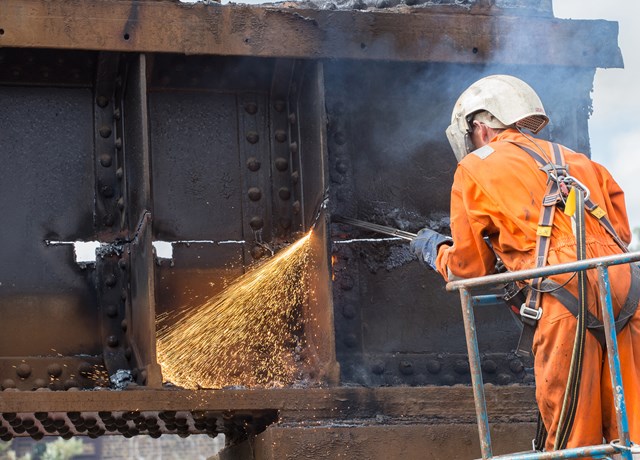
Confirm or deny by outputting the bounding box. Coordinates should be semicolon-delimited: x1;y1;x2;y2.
410;74;640;453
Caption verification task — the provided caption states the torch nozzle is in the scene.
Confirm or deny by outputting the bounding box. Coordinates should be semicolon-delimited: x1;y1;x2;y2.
332;215;417;241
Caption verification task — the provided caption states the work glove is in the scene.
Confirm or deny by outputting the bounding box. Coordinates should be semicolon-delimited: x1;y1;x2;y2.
410;228;452;270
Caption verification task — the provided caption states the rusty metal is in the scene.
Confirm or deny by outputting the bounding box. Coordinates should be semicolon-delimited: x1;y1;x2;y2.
0;0;625;457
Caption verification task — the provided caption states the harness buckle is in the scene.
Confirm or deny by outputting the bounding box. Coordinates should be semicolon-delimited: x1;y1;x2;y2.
520;304;543;321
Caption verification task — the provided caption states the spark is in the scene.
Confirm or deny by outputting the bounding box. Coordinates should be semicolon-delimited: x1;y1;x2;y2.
157;231;313;389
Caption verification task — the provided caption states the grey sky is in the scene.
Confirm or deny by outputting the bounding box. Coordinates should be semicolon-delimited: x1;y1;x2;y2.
554;1;640;235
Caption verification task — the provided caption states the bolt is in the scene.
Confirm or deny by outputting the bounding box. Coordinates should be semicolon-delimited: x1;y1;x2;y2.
16;363;31;379
249;216;264;230
278;187;291;201
246;157;261;172
247;187;262;201
246;132;259;144
275;130;287;143
100;154;113;167
274;157;289;172
99;126;112;138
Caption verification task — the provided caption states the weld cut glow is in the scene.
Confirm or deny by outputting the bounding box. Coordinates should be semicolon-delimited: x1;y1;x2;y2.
156;231;313;389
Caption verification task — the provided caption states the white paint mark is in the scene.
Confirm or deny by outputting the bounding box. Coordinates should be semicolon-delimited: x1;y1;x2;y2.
153;240;246;260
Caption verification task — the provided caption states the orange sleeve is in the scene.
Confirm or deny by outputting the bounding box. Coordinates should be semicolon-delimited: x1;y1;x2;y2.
592;161;632;245
436;165;498;281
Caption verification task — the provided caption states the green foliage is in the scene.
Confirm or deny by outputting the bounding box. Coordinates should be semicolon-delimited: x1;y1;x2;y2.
40;439;84;460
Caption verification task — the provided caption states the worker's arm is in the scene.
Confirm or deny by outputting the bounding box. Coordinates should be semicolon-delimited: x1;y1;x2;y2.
436;166;498;281
592;161;632;245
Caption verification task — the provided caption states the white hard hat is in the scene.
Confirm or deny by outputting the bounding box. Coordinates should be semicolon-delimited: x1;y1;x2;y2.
445;75;549;162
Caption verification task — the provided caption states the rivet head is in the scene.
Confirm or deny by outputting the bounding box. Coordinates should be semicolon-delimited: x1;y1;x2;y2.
125;347;132;360
292;200;301;215
33;378;47;389
278;187;291;201
398;360;414;376
246;157;261;172
291;171;299;184
288;113;297;125
105;274;117;287
115;138;123;149
244;102;258;115
497;373;512;385
509;359;524;374
251;246;265;260
121;319;128;332
247;187;262;201
16;363;32;379
342;304;356;319
426;360;442;374
482;359;498;374
454;359;470;375
117;197;124;210
103;214;115;227
289;142;298;154
273;100;286;112
246;132;259;144
2;379;16;389
100;154;113;167
78;362;93;377
106;335;119;347
101;185;115;198
344;333;358;348
274;130;287;143
113;108;121;120
47;364;63;378
99;126;112;138
274;157;289;172
371;362;385;375
96;96;109;108
249;216;264;230
336;160;348;174
105;304;118;318
339;274;354;291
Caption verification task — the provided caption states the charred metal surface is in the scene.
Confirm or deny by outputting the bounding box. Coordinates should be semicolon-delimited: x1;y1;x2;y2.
0;1;623;67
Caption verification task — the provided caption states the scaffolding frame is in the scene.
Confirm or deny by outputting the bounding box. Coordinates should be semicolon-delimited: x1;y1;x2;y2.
446;251;640;460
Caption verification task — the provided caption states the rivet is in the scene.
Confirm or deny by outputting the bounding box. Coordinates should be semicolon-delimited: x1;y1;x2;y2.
22;418;35;429
274;157;288;172
2;379;16;390
288;113;297;125
105;304;118;318
106;335;119;347
278;187;291;201
113;108;121;120
398;360;414;376
115;137;123;149
34;412;48;421
289;142;298;154
47;364;63;378
64;379;79;390
246;157;261;172
292;200;301;215
275;130;287;143
426;360;442;374
33;378;47;389
118;259;128;270
251;246;265;260
339;274;354;291
105;274;117;287
279;217;292;230
454;359;470;375
101;185;115;198
247;187;262;201
78;362;93;377
16;363;32;379
441;373;456;386
125;347;132;360
116;167;124;180
99;126;112;138
336;160;348;174
30;432;44;440
273;100;286;112
482;359;498;374
244;102;258;115
246;132;259;144
334;132;346;145
96;96;109;108
509;359;524;374
342;304;356;319
121;319;128;332
117;197;124;210
121;289;127;300
249;216;264;230
100;154;113;167
291;171;299;184
497;373;512;385
371;362;385;375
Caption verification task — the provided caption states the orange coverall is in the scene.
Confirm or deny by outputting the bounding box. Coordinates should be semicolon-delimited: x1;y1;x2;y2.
436;129;640;451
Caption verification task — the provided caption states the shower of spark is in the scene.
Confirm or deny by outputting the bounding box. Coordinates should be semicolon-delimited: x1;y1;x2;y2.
156;231;313;389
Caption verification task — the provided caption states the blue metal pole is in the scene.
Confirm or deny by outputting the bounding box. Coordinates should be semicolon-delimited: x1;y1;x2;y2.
460;287;493;459
491;442;618;459
472;295;505;307
596;264;632;460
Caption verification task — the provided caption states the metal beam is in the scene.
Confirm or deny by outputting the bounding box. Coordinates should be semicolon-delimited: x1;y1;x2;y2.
0;0;623;67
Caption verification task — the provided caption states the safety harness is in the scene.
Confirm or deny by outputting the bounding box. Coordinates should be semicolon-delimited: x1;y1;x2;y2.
506;141;638;451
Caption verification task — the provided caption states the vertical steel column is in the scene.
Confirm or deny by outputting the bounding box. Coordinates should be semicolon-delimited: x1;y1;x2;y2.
597;265;633;460
460;287;493;459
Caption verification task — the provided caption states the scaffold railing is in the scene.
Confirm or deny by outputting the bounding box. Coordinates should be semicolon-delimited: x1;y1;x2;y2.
446;251;640;460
